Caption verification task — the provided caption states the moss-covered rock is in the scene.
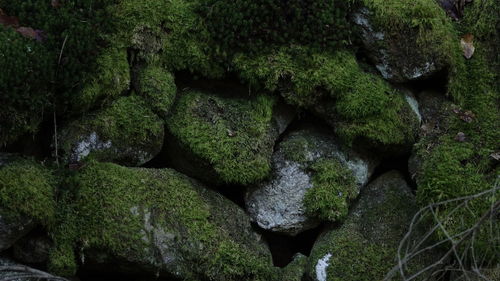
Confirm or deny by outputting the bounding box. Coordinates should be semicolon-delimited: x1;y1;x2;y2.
281;253;308;281
0;156;56;251
49;161;277;280
234;47;420;152
352;0;457;82
59;95;164;166
72;48;131;114
245;126;377;235
135;63;177;119
306;171;433;281
165;88;294;185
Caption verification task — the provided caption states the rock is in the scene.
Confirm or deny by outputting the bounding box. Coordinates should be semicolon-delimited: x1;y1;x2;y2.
281;253;308;281
352;7;446;83
0;157;56;252
59;95;164;166
13;232;51;264
306;171;434;281
165;88;295;185
245;127;377;236
49;161;277;280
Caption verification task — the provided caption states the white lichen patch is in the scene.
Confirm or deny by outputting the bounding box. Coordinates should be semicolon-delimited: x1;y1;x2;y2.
405;94;422;123
246;158;315;235
404;62;435;80
71;132;112;162
315;253;332;281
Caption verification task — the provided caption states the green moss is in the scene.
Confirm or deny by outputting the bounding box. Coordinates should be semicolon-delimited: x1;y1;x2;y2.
304;159;358;222
166;90;277;185
361;0;458;65
234;47;418;147
113;0;225;78
136;64;177;119
74;48;130;113
49;161;276;279
0;159;56;226
0;26;53;145
201;0;353;53
414;0;500;261
311;228;393;281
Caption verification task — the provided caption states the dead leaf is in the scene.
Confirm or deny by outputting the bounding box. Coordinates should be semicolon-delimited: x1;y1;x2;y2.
461;33;475;59
16;27;37;39
51;0;62;8
455;132;466;142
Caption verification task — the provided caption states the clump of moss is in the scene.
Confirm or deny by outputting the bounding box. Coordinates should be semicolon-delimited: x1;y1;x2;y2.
49;161;276;280
0;26;53;145
166;90;277;185
234;47;419;148
0;158;56;226
304;159;358;222
136;63;177;119
73;48;130;114
201;0;353;53
361;0;458;66
113;0;225;78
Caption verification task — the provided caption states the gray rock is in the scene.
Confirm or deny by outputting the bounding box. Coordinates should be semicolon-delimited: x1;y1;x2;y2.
245;127;377;236
13;233;51;264
0;214;35;253
306;171;435;281
352;8;444;83
59;95;164;167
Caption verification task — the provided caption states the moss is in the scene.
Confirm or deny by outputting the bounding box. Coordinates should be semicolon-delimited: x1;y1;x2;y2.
60;95;164;165
166;90;277;185
0;26;53;145
304;159;358;222
361;0;458;66
308;171;423;281
49;161;275;279
136;64;177;119
113;0;225;78
234;47;418;147
74;48;130;113
0;158;56;226
280;254;307;281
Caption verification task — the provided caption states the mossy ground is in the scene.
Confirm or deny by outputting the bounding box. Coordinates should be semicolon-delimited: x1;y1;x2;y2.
166;90;277;185
48;161;277;280
413;0;500;261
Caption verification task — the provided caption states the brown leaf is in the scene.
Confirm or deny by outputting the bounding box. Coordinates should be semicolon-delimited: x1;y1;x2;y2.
16;27;37;39
455;132;466;142
51;0;62;8
461;33;475;59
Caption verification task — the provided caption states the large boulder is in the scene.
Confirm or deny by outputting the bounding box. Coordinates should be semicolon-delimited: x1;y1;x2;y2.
165;88;294;185
352;0;454;82
0;156;56;252
306;171;434;281
48;161;277;280
245;127;377;236
59;95;164;167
